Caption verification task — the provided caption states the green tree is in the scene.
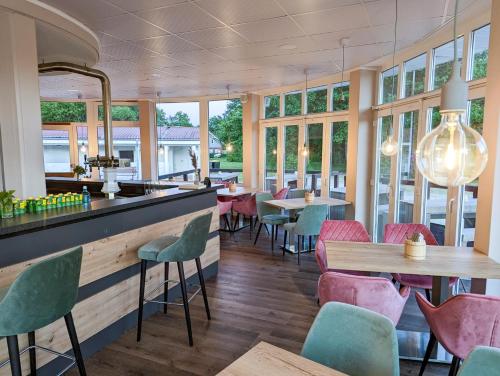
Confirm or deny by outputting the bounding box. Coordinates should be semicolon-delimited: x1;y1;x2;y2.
156;107;168;126
265;127;278;171
98;105;140;121
265;95;280;118
307;88;327;113
164;111;193;127
332;84;349;111
209;100;243;162
472;50;488;80
382;70;398;103
284;126;298;172
41;102;86;123
284;93;301;116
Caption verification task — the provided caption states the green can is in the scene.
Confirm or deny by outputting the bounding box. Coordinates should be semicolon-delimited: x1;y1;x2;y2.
56;194;63;208
26;197;35;213
35;197;43;212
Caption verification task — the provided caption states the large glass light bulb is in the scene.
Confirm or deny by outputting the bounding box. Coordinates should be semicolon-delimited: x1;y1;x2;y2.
381;135;398;156
226;143;233;152
416;110;488;187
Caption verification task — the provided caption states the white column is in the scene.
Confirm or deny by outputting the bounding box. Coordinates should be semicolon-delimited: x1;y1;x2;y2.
0;12;46;197
242;94;259;188
474;0;500;294
199;99;209;179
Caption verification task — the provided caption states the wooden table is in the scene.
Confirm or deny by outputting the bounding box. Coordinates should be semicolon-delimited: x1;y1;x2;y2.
217;342;346;376
217;187;257;198
265;197;351;211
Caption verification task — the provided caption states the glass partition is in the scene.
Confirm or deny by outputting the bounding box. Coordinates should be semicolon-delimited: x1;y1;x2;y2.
98;127;141;180
265;127;278;193
330;121;348;219
403;54;426;98
307;86;327;113
264;95;280;118
42;129;72;173
77;127;89;167
284;125;299;188
305;123;323;193
380;66;399;104
284;91;302;116
41;102;86;123
98;105;139;121
432;37;464;90
470;24;490;80
332;82;349;111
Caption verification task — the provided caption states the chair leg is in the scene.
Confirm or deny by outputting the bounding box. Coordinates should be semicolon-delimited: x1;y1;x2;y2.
254;223;263;245
64;312;87;376
195;257;211;320
7;335;22;376
275;226;279;240
297;235;301;265
177;262;193;346
232;213;240;231
264;224;270;235
249;216;253;239
308;235;312;252
419;332;437;376
164;262;169;314
136;259;147;342
425;289;431;301
223;214;231;231
271;225;275;254
449;356;461;376
28;331;36;376
283;231;287;257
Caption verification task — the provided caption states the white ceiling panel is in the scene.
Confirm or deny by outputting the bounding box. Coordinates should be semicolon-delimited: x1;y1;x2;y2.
40;0;126;24
92;14;167;40
276;0;363;15
179;27;248;49
107;0;189;12
195;0;287;25
232;17;304;43
135;35;201;54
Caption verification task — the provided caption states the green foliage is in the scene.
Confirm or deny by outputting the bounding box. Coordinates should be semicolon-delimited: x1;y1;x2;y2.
381;71;398;103
284;125;298;171
306;124;323;172
379;116;393;180
98;105;139;121
209;99;242;162
72;165;86;177
307;88;327;113
404;68;425;97
156;107;168;126
332;122;348;172
472;50;488;80
265;95;280;118
41;102;86;123
265;127;278;171
332;84;349;111
0;190;15;206
284;93;301;116
469;98;485;133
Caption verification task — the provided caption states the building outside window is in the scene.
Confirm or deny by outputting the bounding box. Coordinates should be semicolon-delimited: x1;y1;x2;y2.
98;127;141;180
264;95;280;118
307;86;327;113
332;82;349;111
42;129;72;173
469;24;490;80
403;54;426;98
380;66;399;104
284;91;302;116
432;37;464;90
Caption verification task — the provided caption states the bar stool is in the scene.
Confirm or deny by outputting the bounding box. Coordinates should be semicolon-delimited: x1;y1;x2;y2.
136;212;213;347
0;246;86;376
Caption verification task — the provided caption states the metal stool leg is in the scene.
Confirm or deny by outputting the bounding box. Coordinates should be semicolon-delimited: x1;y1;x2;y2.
164;262;169;314
419;332;436;376
254;223;263;245
271;225;275;254
6;336;22;376
196;258;211;320
136;259;147;342
297;235;301;265
282;231;287;257
177;262;193;346
28;331;36;376
64;312;87;376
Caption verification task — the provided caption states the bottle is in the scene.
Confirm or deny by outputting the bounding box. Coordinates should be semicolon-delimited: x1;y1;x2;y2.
82;186;91;206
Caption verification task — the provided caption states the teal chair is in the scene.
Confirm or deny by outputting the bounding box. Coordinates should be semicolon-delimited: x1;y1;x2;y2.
287;189;306;220
0;247;86;376
254;192;289;253
283;204;328;264
301;302;400;376
458;346;500;376
137;212;212;347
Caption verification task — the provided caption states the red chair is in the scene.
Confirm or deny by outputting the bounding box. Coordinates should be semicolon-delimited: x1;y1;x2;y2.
416;292;500;375
217;199;232;230
383;223;458;299
315;220;371;275
273;187;289;200
318;272;410;325
232;194;257;236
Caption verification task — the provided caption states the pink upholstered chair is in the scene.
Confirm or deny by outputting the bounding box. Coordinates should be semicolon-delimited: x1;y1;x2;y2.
217;199;232;230
416;292;500;375
318;272;410;325
273;187;289;200
232;194;257;236
383;224;458;300
315;220;371;275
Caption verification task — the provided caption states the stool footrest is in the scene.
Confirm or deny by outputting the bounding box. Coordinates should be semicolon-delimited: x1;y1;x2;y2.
144;279;202;306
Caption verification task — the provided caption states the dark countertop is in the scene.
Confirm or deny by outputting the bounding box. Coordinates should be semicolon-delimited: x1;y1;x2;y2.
0;186;217;238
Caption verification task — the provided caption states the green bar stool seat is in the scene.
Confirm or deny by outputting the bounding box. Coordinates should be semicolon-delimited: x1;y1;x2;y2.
0;246;86;376
458;346;500;376
136;213;213;347
254;192;289;253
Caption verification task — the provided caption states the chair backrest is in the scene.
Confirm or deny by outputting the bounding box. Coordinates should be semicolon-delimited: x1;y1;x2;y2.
315;220;371;273
415;292;500;359
217;199;232;216
287;189;306;199
158;212;213;262
295;204;328;236
457;346;500;376
0;246;83;336
255;192;280;219
301;302;400;376
318;272;410;325
384;223;438;245
273;187;289;200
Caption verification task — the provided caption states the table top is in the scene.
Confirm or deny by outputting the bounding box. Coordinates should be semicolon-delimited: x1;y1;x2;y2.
210;172;239;181
266;197;351;210
217;187;257;197
217;342;346;376
324;241;500;279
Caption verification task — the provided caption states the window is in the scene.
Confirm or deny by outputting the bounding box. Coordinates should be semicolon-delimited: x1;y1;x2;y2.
98;127;141;179
265;127;278;193
305;123;323;193
332;82;349;111
98;105;139;121
374;115;393;242
156;102;200;179
42;129;71;172
397;110;419;223
330;121;348;219
380;66;399;104
307;86;327;113
77;126;88;167
470;24;490;80
41;102;86;123
284;125;299;188
403;54;426;97
208;99;243;183
264;95;280;119
284;91;302;116
432;37;464;90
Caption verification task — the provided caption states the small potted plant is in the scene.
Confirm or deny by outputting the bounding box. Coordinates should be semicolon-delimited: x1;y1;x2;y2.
305;189;315;204
404;232;427;260
188;147;200;185
0;190;16;219
73;165;86;181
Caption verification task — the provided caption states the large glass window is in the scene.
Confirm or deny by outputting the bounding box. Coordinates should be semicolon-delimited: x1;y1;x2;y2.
42;129;71;173
375;115;393;242
305;123;323;193
332;82;349;111
208;99;243;183
77;126;88;167
432;37;464;90
403;54;426;98
156;102;200;180
330;121;348;219
98;127;141;180
380;66;399;104
284;125;299;189
397;110;419;223
98;105;139;121
307;86;327;114
470;24;490;80
41;102;86;123
284;91;302;116
264;95;280;119
265;127;278;193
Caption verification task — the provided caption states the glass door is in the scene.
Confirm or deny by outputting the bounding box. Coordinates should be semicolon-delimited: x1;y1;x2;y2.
304;123;323;194
42;125;77;175
283;124;299;189
264;126;278;193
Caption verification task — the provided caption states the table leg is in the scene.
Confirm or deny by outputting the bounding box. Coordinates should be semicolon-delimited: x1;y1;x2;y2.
471;278;486;294
431;276;450;305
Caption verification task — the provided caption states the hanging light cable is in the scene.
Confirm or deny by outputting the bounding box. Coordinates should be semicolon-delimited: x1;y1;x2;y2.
340;39;347;102
415;0;488;187
380;0;399;156
225;85;233;153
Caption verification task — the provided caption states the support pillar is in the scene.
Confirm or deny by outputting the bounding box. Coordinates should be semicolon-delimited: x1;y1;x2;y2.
138;100;157;180
242;94;260;188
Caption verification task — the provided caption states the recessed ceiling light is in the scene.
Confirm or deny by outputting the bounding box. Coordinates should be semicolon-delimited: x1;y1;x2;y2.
151;73;161;78
279;44;297;50
68;89;79;92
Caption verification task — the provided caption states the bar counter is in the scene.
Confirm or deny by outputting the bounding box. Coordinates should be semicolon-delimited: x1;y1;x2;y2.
0;186;220;375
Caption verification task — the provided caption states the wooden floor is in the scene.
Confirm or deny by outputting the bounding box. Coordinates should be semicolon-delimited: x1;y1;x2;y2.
70;226;449;376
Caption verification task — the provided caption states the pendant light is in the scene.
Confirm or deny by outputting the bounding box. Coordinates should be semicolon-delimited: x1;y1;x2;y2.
339;38;348;102
224;85;234;153
415;0;488;187
380;0;399;157
302;69;309;157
